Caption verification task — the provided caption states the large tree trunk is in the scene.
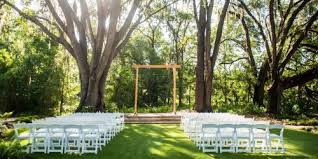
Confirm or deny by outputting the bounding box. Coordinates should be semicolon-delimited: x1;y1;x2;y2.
268;80;282;114
204;73;213;112
208;0;230;111
195;25;206;112
193;0;229;112
253;61;269;106
240;16;269;106
77;60;112;112
194;0;209;112
78;74;105;112
79;80;105;111
268;67;318;115
253;82;266;106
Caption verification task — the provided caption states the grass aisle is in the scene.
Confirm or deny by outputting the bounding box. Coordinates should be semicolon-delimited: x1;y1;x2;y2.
32;124;318;159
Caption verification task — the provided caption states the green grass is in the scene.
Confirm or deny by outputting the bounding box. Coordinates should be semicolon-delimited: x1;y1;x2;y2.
30;124;318;159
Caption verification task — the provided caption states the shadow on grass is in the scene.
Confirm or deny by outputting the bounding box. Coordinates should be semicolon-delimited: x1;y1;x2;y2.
31;124;318;159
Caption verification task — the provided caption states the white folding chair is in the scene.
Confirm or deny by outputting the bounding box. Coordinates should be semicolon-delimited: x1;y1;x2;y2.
47;124;64;154
82;124;100;154
200;123;219;153
31;124;48;153
252;124;269;152
219;124;236;153
268;124;285;153
235;124;252;153
64;125;82;154
98;125;112;148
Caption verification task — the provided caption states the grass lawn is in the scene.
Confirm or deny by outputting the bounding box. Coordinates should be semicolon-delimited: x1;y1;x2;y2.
31;124;318;159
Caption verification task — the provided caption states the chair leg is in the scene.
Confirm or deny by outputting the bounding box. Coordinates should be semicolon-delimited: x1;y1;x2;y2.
252;140;256;153
269;138;272;152
220;139;223;153
47;139;51;154
248;139;251;152
61;138;64;154
281;139;285;153
95;138;98;154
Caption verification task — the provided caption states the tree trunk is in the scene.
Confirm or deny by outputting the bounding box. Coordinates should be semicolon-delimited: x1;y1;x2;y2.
207;0;230;112
195;61;206;112
194;0;229;112
253;83;265;106
77;61;111;112
253;61;269;106
78;76;106;112
194;23;206;112
204;73;213;112
268;80;282;114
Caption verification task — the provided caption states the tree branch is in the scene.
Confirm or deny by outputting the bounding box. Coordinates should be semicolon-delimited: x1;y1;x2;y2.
241;16;257;76
193;0;199;25
277;0;311;59
269;0;277;60
219;57;249;65
239;0;272;62
44;0;67;33
210;0;230;71
118;0;141;41
1;0;75;58
280;10;318;72
139;0;180;24
281;67;318;90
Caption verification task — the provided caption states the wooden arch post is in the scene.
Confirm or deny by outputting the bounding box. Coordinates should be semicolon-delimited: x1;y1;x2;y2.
134;67;139;114
133;64;181;115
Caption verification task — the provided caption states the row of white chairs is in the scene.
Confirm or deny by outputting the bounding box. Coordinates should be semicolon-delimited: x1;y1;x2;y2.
14;113;124;154
180;113;285;153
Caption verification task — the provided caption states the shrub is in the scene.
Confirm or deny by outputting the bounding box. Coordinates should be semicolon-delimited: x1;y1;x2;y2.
15;115;39;123
0;140;30;159
0;112;13;119
284;117;318;126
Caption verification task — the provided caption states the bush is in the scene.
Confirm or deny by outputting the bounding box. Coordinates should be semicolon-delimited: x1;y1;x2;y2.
285;118;318;126
15;115;39;123
0;112;13;119
0;140;30;159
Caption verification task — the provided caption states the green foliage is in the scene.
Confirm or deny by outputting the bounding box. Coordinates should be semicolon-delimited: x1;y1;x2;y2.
301;126;318;133
3;129;15;139
0;112;13;119
14;115;39;123
0;15;66;115
0;140;30;159
284;118;318;126
0;112;38;139
280;81;318;116
106;29;176;110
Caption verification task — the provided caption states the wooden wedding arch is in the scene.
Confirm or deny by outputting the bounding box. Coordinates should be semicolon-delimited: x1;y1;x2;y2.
132;64;181;115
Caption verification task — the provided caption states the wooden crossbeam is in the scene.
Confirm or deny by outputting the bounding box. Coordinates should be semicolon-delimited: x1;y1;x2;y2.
132;64;181;69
